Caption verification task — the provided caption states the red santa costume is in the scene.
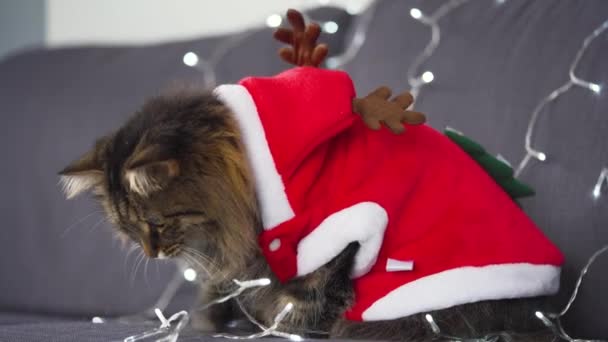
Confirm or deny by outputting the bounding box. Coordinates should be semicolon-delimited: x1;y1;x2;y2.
214;67;564;322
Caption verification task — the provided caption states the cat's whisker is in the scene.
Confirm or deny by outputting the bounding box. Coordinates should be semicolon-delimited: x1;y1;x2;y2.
182;253;211;278
143;257;151;288
183;247;218;271
129;250;140;285
87;217;108;233
131;250;145;286
181;247;212;263
121;225;139;238
181;247;222;278
60;210;103;238
123;243;139;273
180;247;207;262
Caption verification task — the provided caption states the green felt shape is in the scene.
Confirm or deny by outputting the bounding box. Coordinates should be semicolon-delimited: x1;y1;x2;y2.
444;127;485;157
498;178;536;198
444;128;535;200
476;155;514;180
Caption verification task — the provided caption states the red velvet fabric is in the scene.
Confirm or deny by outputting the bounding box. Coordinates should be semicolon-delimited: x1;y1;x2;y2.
241;67;564;321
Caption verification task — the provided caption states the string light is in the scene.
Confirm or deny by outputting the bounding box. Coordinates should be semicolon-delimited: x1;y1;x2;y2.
592;168;607;199
421;71;434;83
345;2;368;15
406;0;472;106
326;0;378;69
146;260;193;316
424;313;440;334
91;316;104;324
183;267;197;281
266;14;283;28
409;8;422;20
514;19;608;177
195;278;271;311
123;309;189;342
182;51;199;67
184;8;345;87
534;244;608;342
214;302;303;341
322;20;339;34
183;30;256;89
120;277;276;341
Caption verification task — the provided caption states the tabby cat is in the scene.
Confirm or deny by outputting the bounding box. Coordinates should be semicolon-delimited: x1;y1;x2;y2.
59;89;552;341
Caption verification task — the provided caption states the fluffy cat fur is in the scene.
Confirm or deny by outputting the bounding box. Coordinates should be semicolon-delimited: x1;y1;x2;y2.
60;89;553;341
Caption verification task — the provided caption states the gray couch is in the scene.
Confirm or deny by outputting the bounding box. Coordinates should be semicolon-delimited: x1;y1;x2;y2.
1;1;607;340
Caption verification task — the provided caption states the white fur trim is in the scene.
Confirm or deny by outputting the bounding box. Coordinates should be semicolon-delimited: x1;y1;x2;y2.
297;202;388;278
214;85;295;230
362;263;561;321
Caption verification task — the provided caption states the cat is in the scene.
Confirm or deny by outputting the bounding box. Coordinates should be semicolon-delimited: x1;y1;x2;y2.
59;88;557;341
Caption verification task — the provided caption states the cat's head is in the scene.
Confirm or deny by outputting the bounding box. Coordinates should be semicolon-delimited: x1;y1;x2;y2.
59;90;259;273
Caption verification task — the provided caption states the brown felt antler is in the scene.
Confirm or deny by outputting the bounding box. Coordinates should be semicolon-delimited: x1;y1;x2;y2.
353;87;427;134
273;9;329;67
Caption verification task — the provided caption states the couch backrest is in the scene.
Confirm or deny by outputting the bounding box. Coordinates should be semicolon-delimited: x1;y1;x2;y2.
343;0;607;337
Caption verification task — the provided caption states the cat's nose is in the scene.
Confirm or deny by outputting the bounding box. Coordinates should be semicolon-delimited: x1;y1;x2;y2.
140;222;161;258
140;237;158;258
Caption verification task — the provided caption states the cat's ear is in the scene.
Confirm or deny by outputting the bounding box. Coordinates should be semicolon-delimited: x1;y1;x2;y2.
124;144;180;196
59;149;104;199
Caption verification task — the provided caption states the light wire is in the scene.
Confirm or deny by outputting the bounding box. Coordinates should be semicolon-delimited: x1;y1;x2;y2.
514;19;607;177
406;0;472;107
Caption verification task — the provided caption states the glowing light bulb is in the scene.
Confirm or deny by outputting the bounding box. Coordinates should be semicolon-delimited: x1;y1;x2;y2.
534;311;554;328
183;268;197;281
593;186;601;199
424;314;441;334
326;57;339;69
323;21;339;34
590;83;601;94
319;0;330;5
346;3;364;14
91;316;104;324
266;14;282;28
410;8;423;20
495;0;506;4
421;71;434;83
537;152;547;161
183;52;199;67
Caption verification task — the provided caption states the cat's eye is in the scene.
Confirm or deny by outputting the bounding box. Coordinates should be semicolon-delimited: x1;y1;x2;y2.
146;221;163;228
164;210;205;218
180;216;210;225
165;210;210;225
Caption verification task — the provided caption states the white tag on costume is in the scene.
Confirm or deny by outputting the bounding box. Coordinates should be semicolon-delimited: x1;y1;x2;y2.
386;258;414;272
